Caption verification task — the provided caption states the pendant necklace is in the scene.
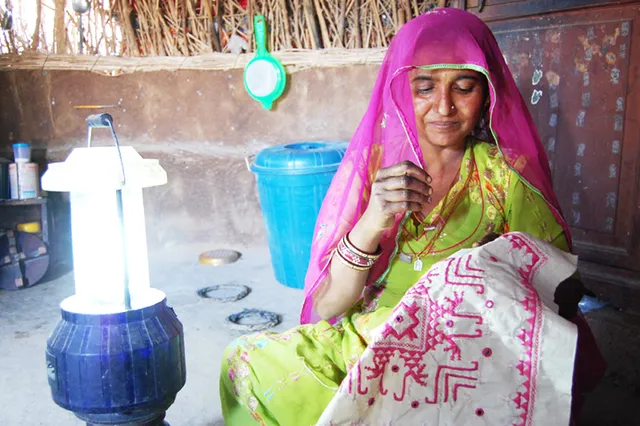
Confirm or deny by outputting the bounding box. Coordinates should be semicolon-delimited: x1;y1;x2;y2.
399;166;470;271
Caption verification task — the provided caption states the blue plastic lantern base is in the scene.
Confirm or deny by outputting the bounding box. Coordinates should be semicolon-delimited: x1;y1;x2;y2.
79;408;169;426
250;141;348;289
46;297;186;425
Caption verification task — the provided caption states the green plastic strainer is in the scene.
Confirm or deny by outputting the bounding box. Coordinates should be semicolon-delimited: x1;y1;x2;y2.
244;15;287;110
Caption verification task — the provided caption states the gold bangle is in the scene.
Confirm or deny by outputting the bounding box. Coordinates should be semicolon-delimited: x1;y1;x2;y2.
333;248;372;272
343;233;382;261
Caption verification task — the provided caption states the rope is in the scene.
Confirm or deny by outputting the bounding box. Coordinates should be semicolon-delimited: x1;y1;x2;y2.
197;284;251;303
225;309;281;332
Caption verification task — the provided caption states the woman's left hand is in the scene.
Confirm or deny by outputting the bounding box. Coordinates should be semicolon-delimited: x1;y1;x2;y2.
472;231;500;248
554;277;583;319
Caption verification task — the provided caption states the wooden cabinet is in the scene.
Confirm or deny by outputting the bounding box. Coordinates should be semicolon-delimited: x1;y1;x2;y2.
463;1;640;313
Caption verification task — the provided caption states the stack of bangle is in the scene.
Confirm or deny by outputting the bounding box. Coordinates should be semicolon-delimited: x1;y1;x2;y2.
334;232;382;271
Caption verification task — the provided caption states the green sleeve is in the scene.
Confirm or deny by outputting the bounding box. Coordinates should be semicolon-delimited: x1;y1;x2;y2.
504;173;570;253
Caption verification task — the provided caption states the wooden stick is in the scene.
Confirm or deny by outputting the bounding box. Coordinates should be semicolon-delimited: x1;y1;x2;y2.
248;0;254;52
338;0;346;47
95;6;107;55
392;0;399;30
53;0;67;54
344;0;355;48
279;0;292;48
303;0;320;49
166;0;181;55
182;0;190;55
117;0;139;56
31;0;42;50
154;0;169;55
378;1;395;39
98;4;105;52
275;0;283;50
202;0;214;51
40;20;49;52
323;0;340;45
196;0;209;53
136;1;149;55
186;0;198;53
165;0;182;55
87;7;95;53
362;0;373;48
104;0;115;54
215;1;224;52
313;0;331;48
292;0;302;48
354;0;361;48
220;0;232;52
136;1;152;55
2;31;11;54
403;0;412;20
370;0;385;47
268;0;276;50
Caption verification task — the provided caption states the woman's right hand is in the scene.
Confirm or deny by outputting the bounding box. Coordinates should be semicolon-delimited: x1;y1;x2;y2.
360;160;433;232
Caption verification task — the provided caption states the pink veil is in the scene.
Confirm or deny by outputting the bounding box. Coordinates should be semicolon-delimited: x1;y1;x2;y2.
300;8;570;324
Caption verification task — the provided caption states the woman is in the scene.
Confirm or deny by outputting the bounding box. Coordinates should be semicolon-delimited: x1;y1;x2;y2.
220;9;605;425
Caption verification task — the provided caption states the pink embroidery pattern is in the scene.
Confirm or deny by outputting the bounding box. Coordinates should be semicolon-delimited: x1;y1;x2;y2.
423;361;479;404
505;234;547;426
349;258;485;404
336;233;549;424
444;255;486;294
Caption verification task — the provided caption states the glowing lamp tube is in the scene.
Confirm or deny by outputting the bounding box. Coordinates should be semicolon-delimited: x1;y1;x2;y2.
41;146;167;313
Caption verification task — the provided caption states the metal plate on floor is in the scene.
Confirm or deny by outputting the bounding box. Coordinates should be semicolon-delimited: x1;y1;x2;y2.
198;249;241;266
197;283;251;302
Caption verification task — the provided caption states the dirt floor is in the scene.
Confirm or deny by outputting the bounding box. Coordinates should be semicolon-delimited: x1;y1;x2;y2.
0;244;638;426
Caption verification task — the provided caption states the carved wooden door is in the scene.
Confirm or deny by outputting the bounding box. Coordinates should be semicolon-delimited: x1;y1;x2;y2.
464;1;640;312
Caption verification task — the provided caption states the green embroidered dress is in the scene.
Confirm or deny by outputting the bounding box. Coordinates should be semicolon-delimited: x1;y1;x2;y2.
220;142;568;426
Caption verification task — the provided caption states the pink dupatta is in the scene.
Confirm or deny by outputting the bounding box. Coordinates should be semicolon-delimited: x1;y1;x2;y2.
300;8;570;324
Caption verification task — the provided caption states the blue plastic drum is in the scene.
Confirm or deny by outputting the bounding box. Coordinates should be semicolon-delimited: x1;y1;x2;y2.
249;141;348;289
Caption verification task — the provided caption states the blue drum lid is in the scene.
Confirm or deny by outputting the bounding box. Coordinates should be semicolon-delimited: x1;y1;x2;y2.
250;141;348;175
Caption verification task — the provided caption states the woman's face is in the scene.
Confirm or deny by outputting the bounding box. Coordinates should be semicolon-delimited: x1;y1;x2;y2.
409;68;488;150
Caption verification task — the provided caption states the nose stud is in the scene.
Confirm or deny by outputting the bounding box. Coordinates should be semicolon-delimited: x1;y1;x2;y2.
450;105;455;111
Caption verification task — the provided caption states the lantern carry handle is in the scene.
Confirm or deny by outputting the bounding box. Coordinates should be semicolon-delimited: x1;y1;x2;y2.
85;113;132;310
85;113;126;185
